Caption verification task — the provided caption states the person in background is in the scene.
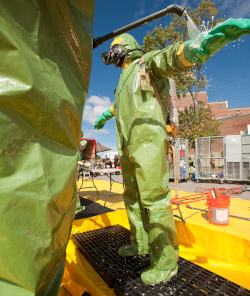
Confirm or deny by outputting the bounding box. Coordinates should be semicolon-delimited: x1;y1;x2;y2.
189;157;194;168
76;137;86;215
104;155;112;168
210;155;215;171
189;157;195;180
114;154;120;168
114;154;120;175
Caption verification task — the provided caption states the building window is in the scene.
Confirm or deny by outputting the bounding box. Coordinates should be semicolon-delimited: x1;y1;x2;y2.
198;101;202;105
219;103;223;108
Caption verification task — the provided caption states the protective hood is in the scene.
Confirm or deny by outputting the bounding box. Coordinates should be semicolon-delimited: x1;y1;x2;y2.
111;33;143;64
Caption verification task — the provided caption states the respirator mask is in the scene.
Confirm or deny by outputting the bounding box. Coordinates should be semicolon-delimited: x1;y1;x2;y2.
101;44;125;67
101;44;145;67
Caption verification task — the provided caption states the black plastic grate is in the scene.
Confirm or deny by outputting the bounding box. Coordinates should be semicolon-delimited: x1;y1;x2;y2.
73;224;250;296
72;225;150;288
114;252;250;296
74;197;114;220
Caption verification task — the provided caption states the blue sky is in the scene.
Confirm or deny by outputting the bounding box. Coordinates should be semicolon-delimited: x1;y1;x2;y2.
81;0;250;154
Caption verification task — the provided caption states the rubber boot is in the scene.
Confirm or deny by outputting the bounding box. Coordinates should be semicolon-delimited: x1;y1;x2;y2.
75;196;85;215
118;245;134;257
118;245;149;257
141;265;178;285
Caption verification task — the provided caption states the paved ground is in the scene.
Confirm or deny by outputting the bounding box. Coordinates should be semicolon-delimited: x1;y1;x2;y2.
92;173;250;200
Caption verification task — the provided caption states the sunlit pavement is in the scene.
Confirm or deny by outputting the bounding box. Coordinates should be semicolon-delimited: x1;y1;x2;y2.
90;174;250;200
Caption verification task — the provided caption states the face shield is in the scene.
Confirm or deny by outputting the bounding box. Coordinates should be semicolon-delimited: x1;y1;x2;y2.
101;44;125;67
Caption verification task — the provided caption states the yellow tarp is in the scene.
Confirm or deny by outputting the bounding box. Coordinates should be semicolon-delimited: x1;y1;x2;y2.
173;196;250;289
60;210;129;296
60;180;250;295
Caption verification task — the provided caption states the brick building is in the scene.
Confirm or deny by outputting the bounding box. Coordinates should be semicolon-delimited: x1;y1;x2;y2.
208;101;250;120
177;91;208;112
220;114;250;136
177;91;250;135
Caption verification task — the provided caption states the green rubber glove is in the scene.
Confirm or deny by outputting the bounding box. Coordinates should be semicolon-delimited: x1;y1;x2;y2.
94;107;114;130
184;18;250;64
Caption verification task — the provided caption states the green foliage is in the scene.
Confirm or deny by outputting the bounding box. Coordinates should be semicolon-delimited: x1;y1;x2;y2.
177;103;221;149
142;0;224;111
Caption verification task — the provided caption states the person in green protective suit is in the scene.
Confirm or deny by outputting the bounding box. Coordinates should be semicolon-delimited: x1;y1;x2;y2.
94;19;250;285
0;1;94;295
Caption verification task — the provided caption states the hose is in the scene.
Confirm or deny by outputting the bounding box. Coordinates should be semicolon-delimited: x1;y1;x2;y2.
171;186;248;222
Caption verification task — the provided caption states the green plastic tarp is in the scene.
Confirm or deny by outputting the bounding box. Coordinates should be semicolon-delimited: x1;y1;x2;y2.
0;1;94;295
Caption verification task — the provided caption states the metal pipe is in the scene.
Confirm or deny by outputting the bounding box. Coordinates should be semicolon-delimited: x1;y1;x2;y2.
93;4;186;49
183;10;191;21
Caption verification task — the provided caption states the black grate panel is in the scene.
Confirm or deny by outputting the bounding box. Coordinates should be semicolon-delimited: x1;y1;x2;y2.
73;224;250;296
72;225;150;288
74;197;114;220
114;256;250;296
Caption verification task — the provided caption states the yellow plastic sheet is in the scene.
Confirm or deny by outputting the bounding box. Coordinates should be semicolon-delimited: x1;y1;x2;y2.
60;210;129;296
61;180;250;295
173;197;250;289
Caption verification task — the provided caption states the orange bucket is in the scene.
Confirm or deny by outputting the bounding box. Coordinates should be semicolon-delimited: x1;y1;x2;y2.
207;190;230;226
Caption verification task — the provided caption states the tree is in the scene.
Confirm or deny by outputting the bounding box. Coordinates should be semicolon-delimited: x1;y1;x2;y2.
177;103;221;149
142;0;224;114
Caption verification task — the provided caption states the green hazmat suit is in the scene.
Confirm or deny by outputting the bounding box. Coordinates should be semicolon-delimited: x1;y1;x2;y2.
105;33;191;283
94;18;250;284
0;1;94;295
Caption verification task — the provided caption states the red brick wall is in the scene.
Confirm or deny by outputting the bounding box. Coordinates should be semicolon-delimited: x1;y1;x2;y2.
208;101;250;119
220;114;250;136
177;91;208;111
208;101;228;118
227;108;250;117
178;91;250;120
